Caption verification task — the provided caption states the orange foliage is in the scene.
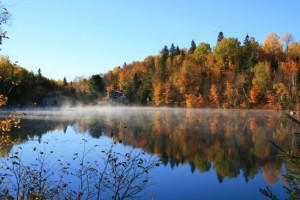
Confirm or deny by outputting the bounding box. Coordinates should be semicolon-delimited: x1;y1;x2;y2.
280;61;298;86
185;93;204;108
209;84;219;108
100;32;300;110
249;86;261;104
263;32;283;61
162;82;178;106
265;90;276;109
153;83;163;106
223;80;235;108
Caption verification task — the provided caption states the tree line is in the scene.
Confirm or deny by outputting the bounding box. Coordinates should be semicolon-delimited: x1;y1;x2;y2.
103;32;300;109
1;31;300;109
0;56;106;106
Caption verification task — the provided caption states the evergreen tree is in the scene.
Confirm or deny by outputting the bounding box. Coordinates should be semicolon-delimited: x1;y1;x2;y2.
188;40;196;54
243;34;250;45
159;62;167;83
170;43;176;58
132;73;140;92
241;35;259;69
217;32;224;43
174;46;181;56
87;74;105;99
37;68;42;79
159;46;169;83
138;69;153;104
127;73;141;102
160;45;169;63
63;77;67;86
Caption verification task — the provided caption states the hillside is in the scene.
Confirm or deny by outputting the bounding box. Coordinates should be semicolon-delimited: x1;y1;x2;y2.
102;32;300;109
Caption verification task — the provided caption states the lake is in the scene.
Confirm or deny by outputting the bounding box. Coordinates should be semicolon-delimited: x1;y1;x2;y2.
0;107;297;199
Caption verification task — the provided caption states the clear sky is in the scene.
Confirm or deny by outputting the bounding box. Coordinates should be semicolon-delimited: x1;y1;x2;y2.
1;0;300;81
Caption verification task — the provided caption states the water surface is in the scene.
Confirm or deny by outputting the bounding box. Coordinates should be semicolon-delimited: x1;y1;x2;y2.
1;107;297;199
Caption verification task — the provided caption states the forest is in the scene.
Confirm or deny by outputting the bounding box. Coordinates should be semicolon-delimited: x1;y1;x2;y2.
1;32;300;109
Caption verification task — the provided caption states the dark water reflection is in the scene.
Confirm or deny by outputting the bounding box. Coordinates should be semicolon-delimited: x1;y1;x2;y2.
1;107;298;199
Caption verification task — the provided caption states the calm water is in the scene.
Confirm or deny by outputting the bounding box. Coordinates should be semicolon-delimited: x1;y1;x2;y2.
1;107;298;199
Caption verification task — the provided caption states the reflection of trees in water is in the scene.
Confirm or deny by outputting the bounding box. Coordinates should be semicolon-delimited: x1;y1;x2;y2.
105;109;297;184
3;109;298;185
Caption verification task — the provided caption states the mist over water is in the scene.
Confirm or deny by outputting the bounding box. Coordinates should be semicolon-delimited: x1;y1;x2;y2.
0;107;295;199
0;105;287;120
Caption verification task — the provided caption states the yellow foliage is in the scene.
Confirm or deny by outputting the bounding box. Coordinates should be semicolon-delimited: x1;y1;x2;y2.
280;61;298;86
209;84;219;108
0;94;8;106
263;32;283;59
223;80;235;108
185;93;204;108
273;83;289;102
288;42;300;61
0;94;23;147
153;83;163;106
251;62;271;90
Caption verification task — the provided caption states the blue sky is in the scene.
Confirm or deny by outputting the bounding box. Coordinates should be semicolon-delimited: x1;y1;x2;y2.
1;0;300;81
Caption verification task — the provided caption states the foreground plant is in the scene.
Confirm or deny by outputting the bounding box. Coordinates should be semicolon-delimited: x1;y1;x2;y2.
0;140;160;199
0;94;24;150
260;114;300;200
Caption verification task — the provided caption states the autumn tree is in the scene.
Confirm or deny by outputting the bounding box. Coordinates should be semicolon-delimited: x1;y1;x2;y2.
99;31;298;109
223;80;235;108
118;69;128;91
214;37;241;72
0;1;10;47
280;61;298;88
263;32;283;70
287;42;300;62
249;86;261;105
185;93;204;108
251;62;271;90
273;83;289;109
265;90;276;109
248;62;271;106
0;2;23;149
194;42;211;65
153;83;164;106
176;58;203;106
209;84;219;108
234;73;250;108
162;82;180;106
